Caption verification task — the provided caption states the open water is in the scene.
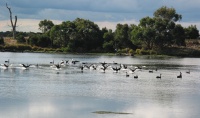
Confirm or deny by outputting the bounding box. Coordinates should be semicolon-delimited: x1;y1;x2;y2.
0;52;200;118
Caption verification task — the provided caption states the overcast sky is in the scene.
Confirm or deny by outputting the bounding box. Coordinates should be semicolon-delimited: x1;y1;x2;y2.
0;0;200;32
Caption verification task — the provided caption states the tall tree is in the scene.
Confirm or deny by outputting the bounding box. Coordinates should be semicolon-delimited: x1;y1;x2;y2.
153;6;182;48
6;3;17;39
39;19;54;33
184;25;199;39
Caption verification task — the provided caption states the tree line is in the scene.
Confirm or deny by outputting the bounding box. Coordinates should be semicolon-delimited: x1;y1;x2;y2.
1;6;199;53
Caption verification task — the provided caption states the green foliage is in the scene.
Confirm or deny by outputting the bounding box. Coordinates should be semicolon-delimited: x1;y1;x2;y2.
16;35;26;43
29;34;51;47
184;25;199;39
103;41;114;52
0;37;5;45
39;19;54;33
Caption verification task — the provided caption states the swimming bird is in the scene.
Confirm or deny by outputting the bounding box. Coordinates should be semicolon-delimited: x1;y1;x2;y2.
5;59;9;63
177;72;182;78
156;74;161;79
126;72;129;77
50;60;54;64
186;70;190;74
134;75;138;79
71;59;79;65
149;70;153;73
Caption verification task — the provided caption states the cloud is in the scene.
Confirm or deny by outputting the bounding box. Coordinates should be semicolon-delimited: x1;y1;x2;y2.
0;0;200;32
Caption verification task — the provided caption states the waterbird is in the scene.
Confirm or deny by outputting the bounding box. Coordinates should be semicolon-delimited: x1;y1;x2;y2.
156;74;161;79
129;68;137;73
134;75;138;79
101;65;110;73
5;59;9;63
91;65;97;70
3;64;9;68
186;70;190;74
177;72;182;78
71;60;79;65
149;70;153;73
21;64;31;69
60;60;65;65
55;64;61;69
126;72;129;77
100;61;107;67
50;60;54;64
112;66;121;73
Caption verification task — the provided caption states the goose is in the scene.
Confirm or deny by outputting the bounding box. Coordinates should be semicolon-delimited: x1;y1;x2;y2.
55;64;61;69
149;70;153;73
100;62;107;67
91;65;97;70
21;64;31;69
129;68;137;73
112;66;121;73
50;60;54;64
126;72;129;77
5;59;9;63
65;60;69;65
3;64;9;68
84;64;93;69
156;74;161;79
80;65;84;72
177;72;182;78
186;70;190;74
60;60;65;65
121;64;128;69
101;65;109;73
71;60;79;65
134;75;138;79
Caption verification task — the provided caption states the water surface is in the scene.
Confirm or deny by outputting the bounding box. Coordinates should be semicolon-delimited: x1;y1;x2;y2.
0;52;200;118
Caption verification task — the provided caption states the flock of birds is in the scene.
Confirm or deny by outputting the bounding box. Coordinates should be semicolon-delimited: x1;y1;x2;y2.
0;59;191;79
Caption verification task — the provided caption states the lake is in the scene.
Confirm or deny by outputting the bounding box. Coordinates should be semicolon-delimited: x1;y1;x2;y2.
0;52;200;118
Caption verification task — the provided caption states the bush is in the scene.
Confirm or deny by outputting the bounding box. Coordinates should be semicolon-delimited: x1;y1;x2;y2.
135;49;141;54
0;37;4;45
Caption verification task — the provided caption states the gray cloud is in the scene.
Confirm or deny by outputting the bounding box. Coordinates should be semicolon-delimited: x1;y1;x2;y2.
1;0;200;32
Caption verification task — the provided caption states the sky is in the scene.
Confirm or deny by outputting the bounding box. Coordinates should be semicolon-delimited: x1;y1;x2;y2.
0;0;200;32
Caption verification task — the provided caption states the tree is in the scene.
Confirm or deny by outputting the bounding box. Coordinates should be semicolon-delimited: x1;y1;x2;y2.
184;25;199;39
173;24;185;46
0;37;5;45
6;3;17;39
114;24;132;50
138;17;156;49
153;6;182;48
102;29;115;52
16;35;26;43
39;19;54;33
